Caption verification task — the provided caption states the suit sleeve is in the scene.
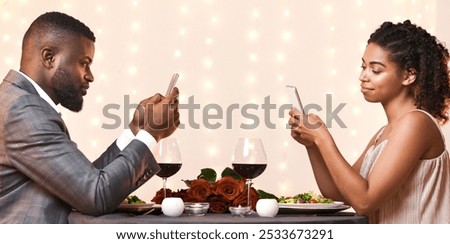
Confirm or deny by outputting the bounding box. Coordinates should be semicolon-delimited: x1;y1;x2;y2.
5;95;160;215
92;141;121;169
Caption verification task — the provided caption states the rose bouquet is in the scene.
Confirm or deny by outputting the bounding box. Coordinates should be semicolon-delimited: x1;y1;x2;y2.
151;167;276;213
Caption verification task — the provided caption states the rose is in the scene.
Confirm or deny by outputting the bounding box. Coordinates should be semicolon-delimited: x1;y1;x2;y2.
172;189;189;200
207;195;229;213
213;176;245;202
186;178;212;201
233;187;259;210
151;188;173;204
151;167;276;213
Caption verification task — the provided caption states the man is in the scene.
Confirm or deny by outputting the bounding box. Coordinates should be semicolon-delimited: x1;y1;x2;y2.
0;12;180;223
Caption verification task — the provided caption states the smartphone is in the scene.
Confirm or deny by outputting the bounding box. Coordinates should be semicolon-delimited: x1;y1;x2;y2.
286;85;305;114
165;73;179;96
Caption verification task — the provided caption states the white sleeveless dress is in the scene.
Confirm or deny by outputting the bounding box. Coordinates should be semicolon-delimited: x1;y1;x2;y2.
359;110;450;223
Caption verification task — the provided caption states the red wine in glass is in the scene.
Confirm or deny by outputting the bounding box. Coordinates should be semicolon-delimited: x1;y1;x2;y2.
153;138;182;199
157;163;182;199
232;163;267;179
231;138;268;211
157;163;182;178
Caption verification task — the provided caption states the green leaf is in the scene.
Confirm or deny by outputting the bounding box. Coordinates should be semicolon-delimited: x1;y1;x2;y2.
197;168;217;183
221;167;242;180
182;179;193;187
257;189;278;200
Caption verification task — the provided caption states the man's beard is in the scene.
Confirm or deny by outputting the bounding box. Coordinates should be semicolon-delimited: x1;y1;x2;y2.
51;66;84;112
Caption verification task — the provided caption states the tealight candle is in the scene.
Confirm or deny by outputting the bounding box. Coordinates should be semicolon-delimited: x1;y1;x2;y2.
256;199;279;217
161;197;184;217
229;205;251;217
184;202;209;216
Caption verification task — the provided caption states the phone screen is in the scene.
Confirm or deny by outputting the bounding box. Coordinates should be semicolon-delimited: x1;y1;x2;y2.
166;73;179;96
286;85;305;114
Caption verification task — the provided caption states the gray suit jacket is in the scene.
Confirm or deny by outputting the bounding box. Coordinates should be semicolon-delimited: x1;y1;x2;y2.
0;70;160;223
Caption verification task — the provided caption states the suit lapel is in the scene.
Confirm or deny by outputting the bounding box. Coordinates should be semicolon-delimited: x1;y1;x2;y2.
4;70;71;139
58;112;71;140
3;69;39;96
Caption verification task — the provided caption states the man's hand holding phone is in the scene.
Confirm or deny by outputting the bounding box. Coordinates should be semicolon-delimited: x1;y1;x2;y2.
166;73;179;96
130;73;180;141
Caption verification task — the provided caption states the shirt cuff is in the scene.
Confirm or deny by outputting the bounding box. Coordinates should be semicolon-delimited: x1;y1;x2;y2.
116;129;135;151
135;130;157;152
116;129;157;152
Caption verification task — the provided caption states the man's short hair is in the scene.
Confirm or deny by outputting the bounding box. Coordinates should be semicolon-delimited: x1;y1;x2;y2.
23;11;95;46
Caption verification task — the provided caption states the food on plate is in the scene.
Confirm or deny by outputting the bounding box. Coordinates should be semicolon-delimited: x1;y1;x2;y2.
278;191;333;204
122;195;146;204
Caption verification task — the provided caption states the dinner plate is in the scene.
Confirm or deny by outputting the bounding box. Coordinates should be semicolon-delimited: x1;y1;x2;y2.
278;202;350;215
278;201;344;209
115;202;156;214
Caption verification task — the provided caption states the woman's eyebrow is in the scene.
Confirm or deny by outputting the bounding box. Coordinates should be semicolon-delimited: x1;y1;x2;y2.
362;58;386;67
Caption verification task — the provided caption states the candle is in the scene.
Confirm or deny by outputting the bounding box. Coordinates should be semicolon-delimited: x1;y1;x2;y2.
256;199;279;217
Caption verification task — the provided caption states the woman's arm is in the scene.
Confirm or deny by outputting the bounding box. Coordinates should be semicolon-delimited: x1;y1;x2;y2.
312;112;436;215
289;109;377;202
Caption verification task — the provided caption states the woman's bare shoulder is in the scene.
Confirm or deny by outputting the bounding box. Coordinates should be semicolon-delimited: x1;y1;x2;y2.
392;110;444;157
395;110;439;130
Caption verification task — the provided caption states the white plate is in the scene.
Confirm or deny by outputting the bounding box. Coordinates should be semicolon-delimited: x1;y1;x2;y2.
278;201;344;209
278;204;351;215
115;202;156;214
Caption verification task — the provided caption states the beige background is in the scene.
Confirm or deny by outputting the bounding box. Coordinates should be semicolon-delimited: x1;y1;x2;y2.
1;0;449;202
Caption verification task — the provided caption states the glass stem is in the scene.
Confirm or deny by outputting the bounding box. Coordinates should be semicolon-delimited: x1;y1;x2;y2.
247;179;252;209
163;178;168;199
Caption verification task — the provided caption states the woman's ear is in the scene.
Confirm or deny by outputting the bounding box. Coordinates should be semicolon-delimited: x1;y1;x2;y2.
41;48;55;69
402;68;417;86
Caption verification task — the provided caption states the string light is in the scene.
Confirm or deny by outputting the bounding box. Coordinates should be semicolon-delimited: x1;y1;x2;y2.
208;146;217;157
282;31;291;41
248;30;258;41
0;0;446;200
203;58;213;68
252;9;260;18
131;21;140;31
91;117;101;126
276;52;285;63
95;96;104;104
128;66;137;75
211;16;218;23
203;80;214;90
90;140;98;147
174;50;182;58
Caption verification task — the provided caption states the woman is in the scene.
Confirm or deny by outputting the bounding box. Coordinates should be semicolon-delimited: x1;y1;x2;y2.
288;20;450;223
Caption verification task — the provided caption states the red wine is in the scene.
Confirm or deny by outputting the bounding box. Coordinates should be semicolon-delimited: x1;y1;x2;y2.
157;163;182;178
232;163;267;179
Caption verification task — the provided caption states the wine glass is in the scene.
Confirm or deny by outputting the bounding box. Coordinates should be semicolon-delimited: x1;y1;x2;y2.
153;137;182;199
231;138;267;211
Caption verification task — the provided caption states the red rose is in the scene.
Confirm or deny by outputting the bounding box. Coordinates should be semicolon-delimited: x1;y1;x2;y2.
151;188;173;204
213;176;245;202
207;195;229;213
232;187;259;210
186;178;212;201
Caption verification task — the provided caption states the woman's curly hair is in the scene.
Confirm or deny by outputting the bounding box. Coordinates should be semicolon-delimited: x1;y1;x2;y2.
368;20;450;124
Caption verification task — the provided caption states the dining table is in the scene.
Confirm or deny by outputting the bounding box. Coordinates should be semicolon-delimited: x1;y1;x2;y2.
68;209;368;224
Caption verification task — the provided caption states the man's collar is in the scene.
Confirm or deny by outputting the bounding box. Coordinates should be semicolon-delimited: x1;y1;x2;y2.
17;70;60;114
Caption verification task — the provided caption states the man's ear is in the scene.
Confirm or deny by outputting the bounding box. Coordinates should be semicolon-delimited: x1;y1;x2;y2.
402;68;417;86
41;48;55;69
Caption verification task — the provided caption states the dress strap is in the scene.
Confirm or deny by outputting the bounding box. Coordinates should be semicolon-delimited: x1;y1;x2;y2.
374;126;386;145
412;109;446;144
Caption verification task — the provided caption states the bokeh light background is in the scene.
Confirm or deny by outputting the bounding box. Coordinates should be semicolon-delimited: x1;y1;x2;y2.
1;0;449;202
